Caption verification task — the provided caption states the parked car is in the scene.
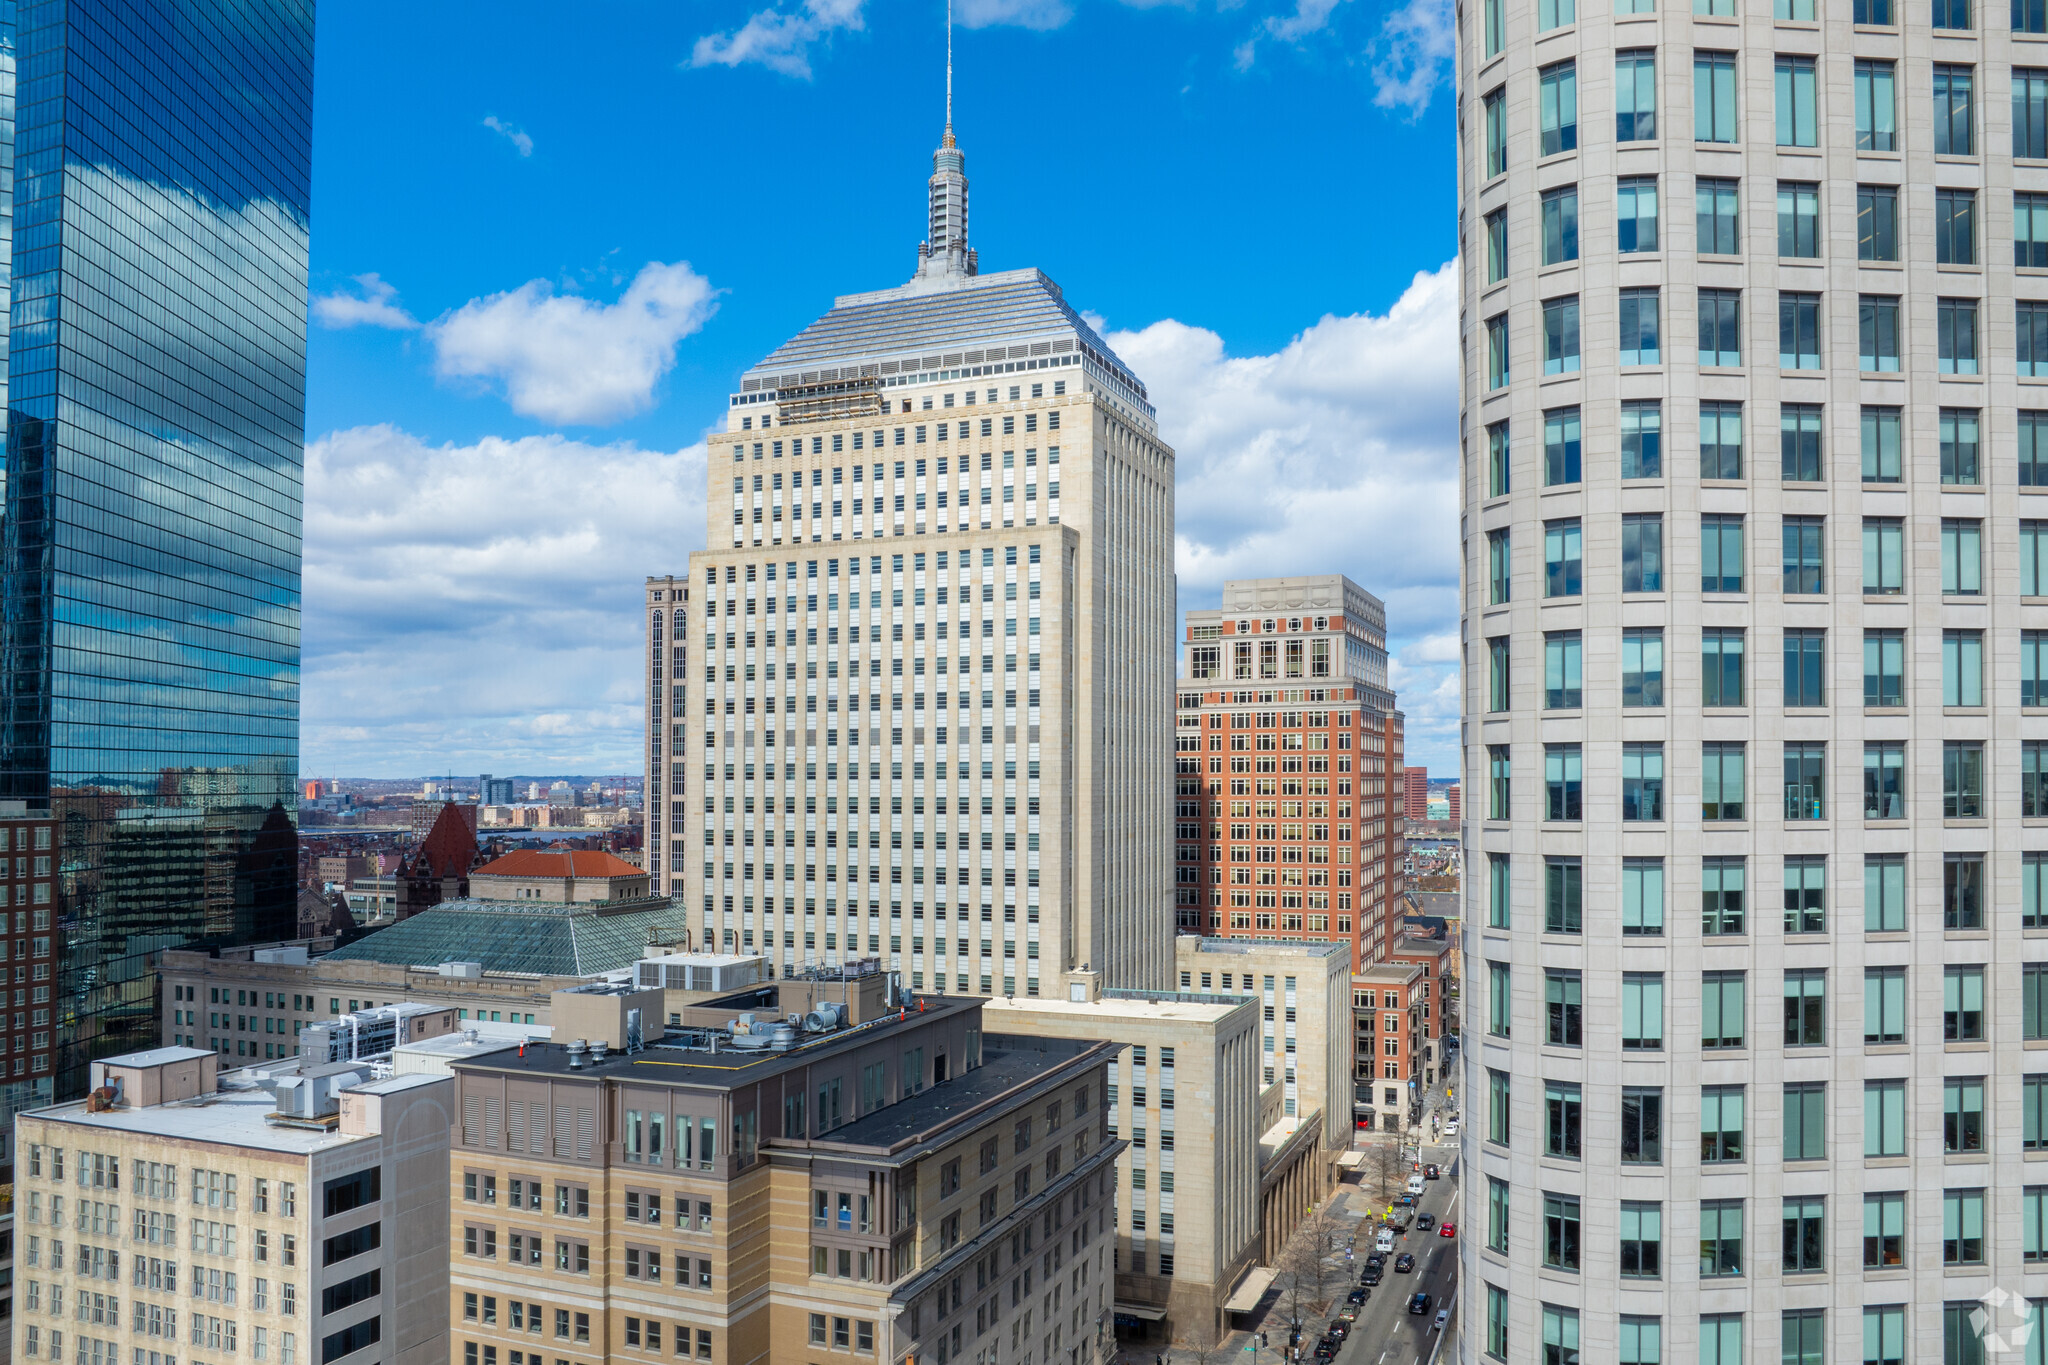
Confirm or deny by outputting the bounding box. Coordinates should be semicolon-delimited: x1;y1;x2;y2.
1417;1213;1436;1231
1328;1321;1350;1342
1339;1307;1362;1323
1408;1293;1432;1316
1394;1253;1417;1273
1366;1253;1387;1269
1314;1337;1340;1360
1434;1309;1452;1331
1361;1265;1384;1286
1375;1229;1396;1253
1439;1222;1458;1238
1347;1289;1369;1306
1443;1120;1460;1138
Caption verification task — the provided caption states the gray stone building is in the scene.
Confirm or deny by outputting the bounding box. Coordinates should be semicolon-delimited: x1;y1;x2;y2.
1460;0;2048;1358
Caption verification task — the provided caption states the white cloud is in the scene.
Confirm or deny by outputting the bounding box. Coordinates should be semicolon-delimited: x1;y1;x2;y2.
1108;262;1461;770
958;0;1075;28
301;424;707;776
483;114;534;157
1366;0;1454;115
425;261;719;426
689;0;865;79
1233;0;1347;69
311;273;419;331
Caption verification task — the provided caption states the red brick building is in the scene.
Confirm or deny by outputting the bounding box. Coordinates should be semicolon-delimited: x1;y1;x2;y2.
1403;766;1429;822
1445;783;1460;822
1175;575;1405;968
0;805;60;1095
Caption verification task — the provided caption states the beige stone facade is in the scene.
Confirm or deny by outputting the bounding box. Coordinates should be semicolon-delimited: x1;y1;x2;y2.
444;994;1118;1365
11;1048;454;1365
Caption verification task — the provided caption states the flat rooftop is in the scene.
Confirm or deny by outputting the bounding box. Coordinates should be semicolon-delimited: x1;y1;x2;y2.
107;1045;213;1067
817;1038;1101;1156
985;991;1251;1023
31;1086;372;1155
1178;936;1351;959
451;995;980;1089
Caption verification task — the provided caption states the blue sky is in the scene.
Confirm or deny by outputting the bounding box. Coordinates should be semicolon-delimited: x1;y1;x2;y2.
303;0;1462;779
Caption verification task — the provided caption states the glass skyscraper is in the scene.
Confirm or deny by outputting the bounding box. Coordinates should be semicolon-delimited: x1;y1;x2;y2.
0;0;312;1104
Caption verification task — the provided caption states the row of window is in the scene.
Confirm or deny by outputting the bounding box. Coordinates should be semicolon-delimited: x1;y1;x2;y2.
1486;847;2048;934
1483;403;2048;493
1483;0;2048;51
1489;958;2046;1052
1479;55;2043;174
1485;288;2010;382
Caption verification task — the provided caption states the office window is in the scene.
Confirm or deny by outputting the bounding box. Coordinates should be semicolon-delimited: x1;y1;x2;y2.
1783;630;1824;707
1938;298;1979;373
1783;1084;1825;1160
1703;744;1746;820
1545;744;1583;818
1861;406;1901;482
1545;969;1583;1044
1860;295;1901;371
1487;529;1511;605
1782;514;1824;589
1934;64;1975;155
1863;1207;1904;1274
1859;0;1895;17
1619;288;1661;364
1489;964;1513;1037
2028;1189;2048;1264
1623;857;1665;933
1856;60;1897;150
1540;0;1576;27
1703;972;1746;1048
1483;0;1505;53
1541;1305;1579;1365
1943;1190;1985;1264
1486;420;1510;496
1623;743;1665;821
1775;57;1817;145
1543;407;1581;486
1865;742;1906;820
1621;401;1662;479
1936;0;1972;25
1544;633;1583;707
1543;297;1581;373
2026;743;2048;818
1543;1197;1582;1272
1483;209;1509;285
1486;313;1509;388
2021;0;2048;33
1540;62;1579;155
1545;1081;1582;1157
1863;630;1903;707
1783;969;1825;1046
1865;1078;1906;1155
1617;51;1656;140
1484;88;1508;177
1488;854;1511;928
1779;294;1822;369
1489;637;1511;710
1936;188;1978;264
1944;1077;1985;1153
1778;182;1820;256
1943;631;1985;706
1865;966;1906;1043
1618;177;1659;252
2030;632;2048;707
1784;856;1824;933
1945;853;1985;926
2028;963;2048;1039
1622;1087;1663;1164
1702;516;1745;592
1697;176;1741;252
1864;518;1905;594
1777;0;1814;15
2025;302;2048;376
1941;409;1981;486
1544;523;1582;599
1943;965;1985;1041
1622;973;1665;1049
1546;858;1583;932
1942;519;1983;594
1697;55;1738;141
1622;628;1664;705
1698;288;1742;365
1619;1203;1662;1278
1782;1311;1825;1365
1703;857;1747;934
1488;745;1511;819
1701;1086;1745;1162
1865;855;1907;931
1701;401;1743;477
1944;749;1985;821
2021;69;2048;159
2028;1074;2048;1147
1630;515;1662;589
2027;854;2048;927
1783;1204;1826;1284
1541;186;1579;265
1488;1177;1511;1249
1485;1287;1508;1362
1699;1200;1744;1276
1858;184;1899;260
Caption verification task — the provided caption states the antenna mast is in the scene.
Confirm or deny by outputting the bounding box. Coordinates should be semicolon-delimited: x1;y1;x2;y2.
945;0;954;145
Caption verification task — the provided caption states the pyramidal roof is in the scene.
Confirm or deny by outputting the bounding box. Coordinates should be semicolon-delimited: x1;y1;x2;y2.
736;96;1154;425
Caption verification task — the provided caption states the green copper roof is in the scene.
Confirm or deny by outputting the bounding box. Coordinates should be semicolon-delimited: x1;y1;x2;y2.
323;898;682;978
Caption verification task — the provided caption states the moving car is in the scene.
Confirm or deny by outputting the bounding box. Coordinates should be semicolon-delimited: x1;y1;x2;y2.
1425;1163;1442;1179
1394;1253;1417;1273
1434;1309;1452;1332
1409;1293;1432;1316
1439;1222;1458;1238
1406;1173;1428;1196
1366;1253;1387;1269
1417;1213;1437;1231
1443;1119;1460;1137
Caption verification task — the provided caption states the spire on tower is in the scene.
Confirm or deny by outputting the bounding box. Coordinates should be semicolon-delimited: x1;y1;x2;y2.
944;0;955;149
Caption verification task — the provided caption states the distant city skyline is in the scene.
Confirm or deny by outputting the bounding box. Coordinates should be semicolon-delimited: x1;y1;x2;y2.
296;1;1463;780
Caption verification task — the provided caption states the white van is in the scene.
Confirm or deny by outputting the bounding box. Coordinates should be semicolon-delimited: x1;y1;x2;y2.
1375;1229;1396;1254
1406;1173;1428;1196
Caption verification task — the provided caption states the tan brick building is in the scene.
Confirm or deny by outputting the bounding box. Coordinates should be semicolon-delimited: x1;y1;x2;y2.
444;990;1119;1365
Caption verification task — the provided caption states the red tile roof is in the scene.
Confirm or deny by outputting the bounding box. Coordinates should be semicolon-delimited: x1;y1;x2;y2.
472;849;645;880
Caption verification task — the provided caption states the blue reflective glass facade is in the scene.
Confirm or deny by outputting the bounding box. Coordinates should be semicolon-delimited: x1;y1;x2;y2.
0;0;311;1099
